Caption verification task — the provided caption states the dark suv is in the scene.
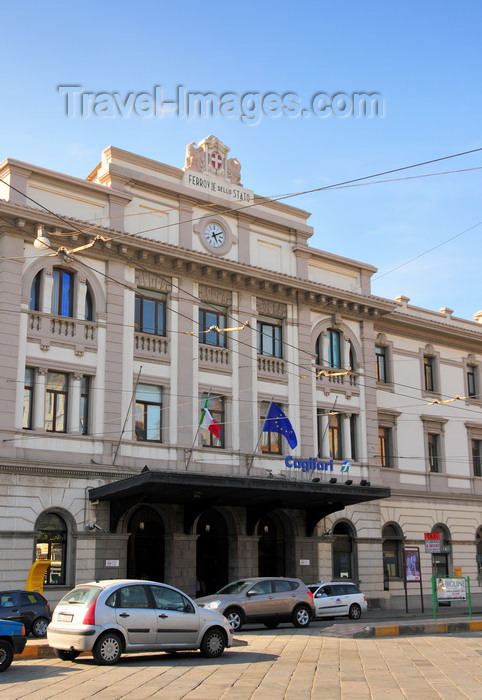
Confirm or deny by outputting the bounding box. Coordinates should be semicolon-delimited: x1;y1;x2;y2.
0;590;51;637
196;577;315;631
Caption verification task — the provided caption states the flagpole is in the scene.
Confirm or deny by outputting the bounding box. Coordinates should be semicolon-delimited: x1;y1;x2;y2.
185;387;212;470
247;396;274;476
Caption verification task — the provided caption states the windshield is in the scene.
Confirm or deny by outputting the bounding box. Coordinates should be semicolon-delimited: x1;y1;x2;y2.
216;580;256;595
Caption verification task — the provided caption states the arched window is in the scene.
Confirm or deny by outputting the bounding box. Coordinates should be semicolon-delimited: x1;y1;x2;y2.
476;527;482;584
85;285;94;321
35;513;68;585
30;271;42;311
431;524;451;578
327;329;341;368
382;523;403;582
51;268;74;317
332;521;357;579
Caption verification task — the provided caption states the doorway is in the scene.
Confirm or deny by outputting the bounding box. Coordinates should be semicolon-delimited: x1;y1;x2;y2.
196;509;229;596
127;506;165;582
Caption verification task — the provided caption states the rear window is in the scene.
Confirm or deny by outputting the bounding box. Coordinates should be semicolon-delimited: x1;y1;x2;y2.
58;586;101;606
273;580;293;593
341;584;360;595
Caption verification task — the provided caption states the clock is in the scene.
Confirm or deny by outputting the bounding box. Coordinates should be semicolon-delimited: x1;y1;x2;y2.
204;222;226;248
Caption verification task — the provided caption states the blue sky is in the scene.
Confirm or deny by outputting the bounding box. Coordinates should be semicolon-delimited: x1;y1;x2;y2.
2;1;481;320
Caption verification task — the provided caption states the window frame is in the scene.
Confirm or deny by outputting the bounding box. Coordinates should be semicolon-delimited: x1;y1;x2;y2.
135;384;163;442
257;317;283;358
35;512;68;586
45;371;68;433
199;305;227;348
260;400;282;454
23;367;34;430
135;291;167;337
421;415;447;474
199;392;225;449
382;523;404;580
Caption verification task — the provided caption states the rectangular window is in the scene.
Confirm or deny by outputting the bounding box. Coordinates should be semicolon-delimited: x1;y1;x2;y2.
200;393;225;448
473;439;482;477
379;426;392;467
467;365;478;398
257;318;282;358
23;368;34;430
135;384;162;441
376;346;388;383
329;413;342;460
199;306;227;347
135;292;166;336
260;400;282;454
424;355;436;392
45;372;68;432
428;433;440;472
80;376;90;435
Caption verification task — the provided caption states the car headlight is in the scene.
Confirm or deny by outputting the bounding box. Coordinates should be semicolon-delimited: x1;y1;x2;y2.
203;600;221;610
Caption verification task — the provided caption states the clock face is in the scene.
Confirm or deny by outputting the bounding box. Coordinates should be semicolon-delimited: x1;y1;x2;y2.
204;223;225;248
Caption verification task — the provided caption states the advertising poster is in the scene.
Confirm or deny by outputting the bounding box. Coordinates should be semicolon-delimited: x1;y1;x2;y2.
404;548;421;582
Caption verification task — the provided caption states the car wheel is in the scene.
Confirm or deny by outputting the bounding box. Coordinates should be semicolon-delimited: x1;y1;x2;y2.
200;628;226;658
0;640;14;672
348;604;362;620
264;619;280;629
54;649;80;661
292;605;312;628
92;632;123;665
224;607;244;632
31;617;49;638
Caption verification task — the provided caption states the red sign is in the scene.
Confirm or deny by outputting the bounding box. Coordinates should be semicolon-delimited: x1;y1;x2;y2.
424;533;440;540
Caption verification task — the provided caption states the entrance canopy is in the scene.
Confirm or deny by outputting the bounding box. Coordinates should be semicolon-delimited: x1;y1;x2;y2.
89;470;390;536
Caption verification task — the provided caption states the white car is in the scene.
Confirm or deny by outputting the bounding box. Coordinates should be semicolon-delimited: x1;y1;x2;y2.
307;582;367;620
47;579;233;664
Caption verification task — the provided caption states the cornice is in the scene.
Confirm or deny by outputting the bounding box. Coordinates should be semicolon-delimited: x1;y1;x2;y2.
375;308;482;347
0;203;395;318
0;461;129;481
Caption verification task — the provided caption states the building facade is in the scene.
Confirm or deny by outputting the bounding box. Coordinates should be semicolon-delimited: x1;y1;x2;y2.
0;136;481;609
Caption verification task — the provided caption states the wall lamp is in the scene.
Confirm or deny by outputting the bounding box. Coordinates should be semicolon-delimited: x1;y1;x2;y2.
329;477;337;484
344;479;353;485
360;479;370;487
312;477;320;483
34;225;50;250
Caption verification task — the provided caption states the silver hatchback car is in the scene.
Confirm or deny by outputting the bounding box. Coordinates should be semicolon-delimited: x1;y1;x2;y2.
196;577;314;632
47;579;233;664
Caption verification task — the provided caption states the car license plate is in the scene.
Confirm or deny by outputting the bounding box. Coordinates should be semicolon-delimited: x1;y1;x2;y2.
58;613;73;622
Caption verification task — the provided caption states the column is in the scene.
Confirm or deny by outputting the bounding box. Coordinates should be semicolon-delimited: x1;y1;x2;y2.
343;413;352;460
33;367;47;430
69;372;82;434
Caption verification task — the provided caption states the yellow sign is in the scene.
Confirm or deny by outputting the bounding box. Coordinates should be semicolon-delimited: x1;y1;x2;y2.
453;566;462;577
26;560;51;593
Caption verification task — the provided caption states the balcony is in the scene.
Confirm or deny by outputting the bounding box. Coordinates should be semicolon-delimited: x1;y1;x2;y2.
134;332;170;361
198;343;231;370
28;312;97;349
315;366;358;388
257;355;286;380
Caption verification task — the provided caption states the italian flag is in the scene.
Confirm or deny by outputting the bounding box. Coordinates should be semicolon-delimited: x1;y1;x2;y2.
199;400;222;439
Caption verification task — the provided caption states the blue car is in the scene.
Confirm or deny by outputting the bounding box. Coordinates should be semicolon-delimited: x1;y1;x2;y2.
0;619;27;672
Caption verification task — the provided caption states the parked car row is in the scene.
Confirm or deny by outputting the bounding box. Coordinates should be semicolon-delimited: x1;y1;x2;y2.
0;577;368;670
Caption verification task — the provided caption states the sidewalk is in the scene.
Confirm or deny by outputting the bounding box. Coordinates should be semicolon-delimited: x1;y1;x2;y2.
16;608;482;660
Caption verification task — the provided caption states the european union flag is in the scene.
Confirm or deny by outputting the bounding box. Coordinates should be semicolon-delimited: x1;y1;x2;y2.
263;403;298;449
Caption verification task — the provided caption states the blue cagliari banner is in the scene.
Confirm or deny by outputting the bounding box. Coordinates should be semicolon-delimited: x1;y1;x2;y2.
284;457;351;473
